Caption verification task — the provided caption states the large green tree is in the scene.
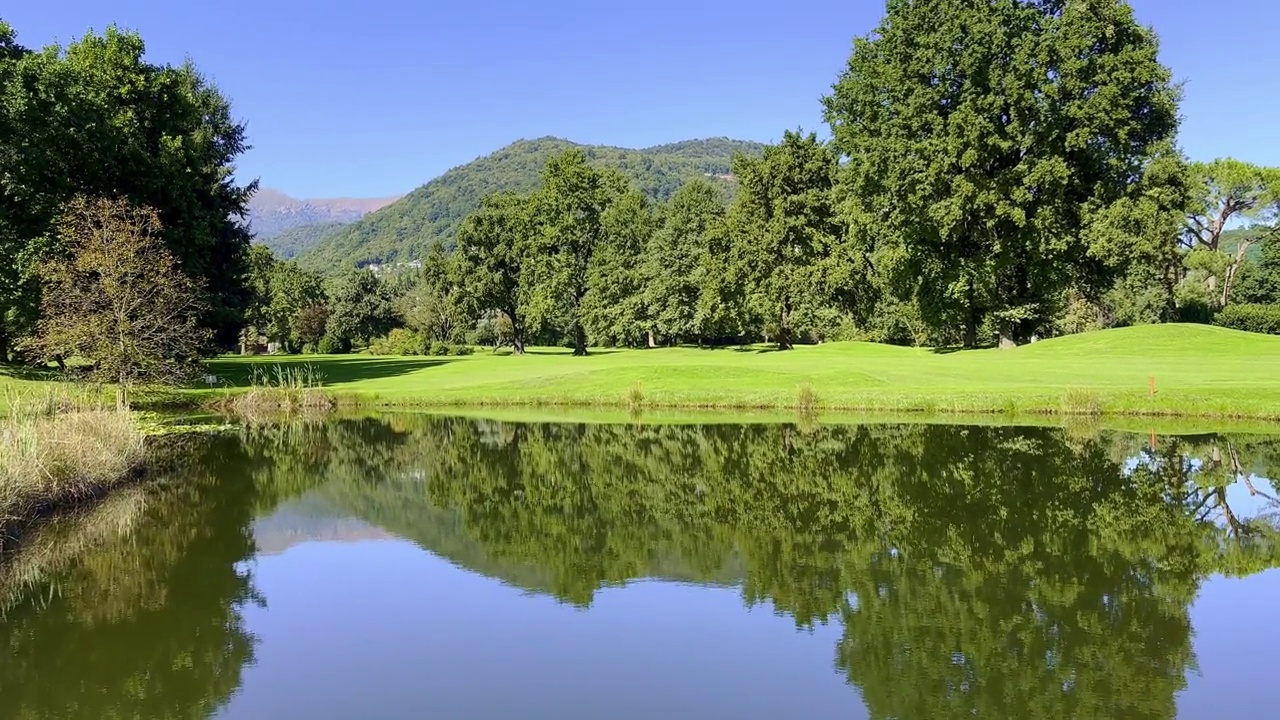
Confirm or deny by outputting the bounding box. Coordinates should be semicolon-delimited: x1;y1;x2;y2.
642;179;725;345
325;269;397;349
729;131;842;349
525;150;618;355
455;192;534;354
582;186;655;347
401;243;474;344
1234;236;1280;305
824;0;1179;347
0;22;253;352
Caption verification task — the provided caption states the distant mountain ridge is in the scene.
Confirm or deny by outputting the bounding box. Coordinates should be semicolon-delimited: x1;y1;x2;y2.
295;136;768;274
247;188;402;257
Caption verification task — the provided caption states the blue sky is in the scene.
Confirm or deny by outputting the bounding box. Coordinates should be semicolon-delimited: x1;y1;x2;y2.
6;0;1278;198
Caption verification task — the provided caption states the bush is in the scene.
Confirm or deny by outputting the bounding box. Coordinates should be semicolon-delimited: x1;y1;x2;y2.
369;328;426;356
427;341;474;356
316;334;350;355
1214;303;1280;335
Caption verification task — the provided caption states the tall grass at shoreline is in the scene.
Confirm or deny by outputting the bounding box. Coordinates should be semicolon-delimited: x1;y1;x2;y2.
214;363;334;417
1;389;145;526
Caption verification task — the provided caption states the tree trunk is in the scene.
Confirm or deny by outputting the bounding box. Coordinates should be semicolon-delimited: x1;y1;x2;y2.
647;330;657;348
964;279;978;349
116;385;129;412
0;325;8;364
1160;262;1178;322
998;321;1017;350
507;307;525;355
572;322;588;357
778;296;794;350
1221;239;1253;307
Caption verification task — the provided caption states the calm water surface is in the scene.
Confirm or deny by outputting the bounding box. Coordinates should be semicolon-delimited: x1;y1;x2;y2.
2;417;1278;719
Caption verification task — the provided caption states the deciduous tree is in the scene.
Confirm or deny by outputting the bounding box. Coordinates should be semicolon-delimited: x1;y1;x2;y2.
401;243;473;344
643;179;724;345
455;193;533;354
824;0;1179;347
325;270;397;348
730;131;841;349
33;197;210;409
526;150;616;356
0;23;254;349
1183;159;1280;306
583;187;655;347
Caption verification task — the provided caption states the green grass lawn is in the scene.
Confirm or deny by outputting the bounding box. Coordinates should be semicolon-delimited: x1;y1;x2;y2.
196;324;1280;419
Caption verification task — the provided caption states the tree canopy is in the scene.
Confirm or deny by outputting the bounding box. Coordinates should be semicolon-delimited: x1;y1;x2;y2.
0;21;254;355
823;0;1180;347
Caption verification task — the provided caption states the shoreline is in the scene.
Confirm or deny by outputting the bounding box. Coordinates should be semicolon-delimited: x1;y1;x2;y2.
246;388;1280;422
181;389;1280;435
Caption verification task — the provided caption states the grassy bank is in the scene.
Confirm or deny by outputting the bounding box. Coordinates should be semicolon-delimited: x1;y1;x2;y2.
199;325;1280;420
1;397;146;527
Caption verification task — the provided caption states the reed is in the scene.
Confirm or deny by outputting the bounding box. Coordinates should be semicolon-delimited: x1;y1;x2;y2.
1;390;145;525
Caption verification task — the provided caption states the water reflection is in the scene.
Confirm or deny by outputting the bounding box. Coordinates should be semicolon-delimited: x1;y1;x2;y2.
0;445;260;720
0;417;1277;719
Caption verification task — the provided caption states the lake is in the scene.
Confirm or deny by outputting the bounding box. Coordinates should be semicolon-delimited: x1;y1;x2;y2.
1;416;1277;719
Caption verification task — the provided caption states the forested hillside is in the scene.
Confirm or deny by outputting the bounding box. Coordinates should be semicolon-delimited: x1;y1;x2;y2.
258;221;347;259
296;137;765;273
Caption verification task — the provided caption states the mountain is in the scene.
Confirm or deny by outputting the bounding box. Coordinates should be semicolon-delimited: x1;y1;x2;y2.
246;188;402;257
295;137;767;274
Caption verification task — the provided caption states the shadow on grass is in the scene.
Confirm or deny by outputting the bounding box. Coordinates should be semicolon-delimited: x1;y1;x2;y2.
929;343;997;355
207;356;446;387
0;364;59;382
521;348;625;356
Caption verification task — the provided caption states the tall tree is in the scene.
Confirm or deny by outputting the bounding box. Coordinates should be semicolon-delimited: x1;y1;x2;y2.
643;179;725;345
1085;142;1193;323
455;193;533;354
527;150;615;356
1183;159;1280;307
0;21;27;362
240;245;277;352
267;261;327;351
0;23;254;350
583;186;655;347
401;243;473;344
325;269;397;349
32;197;209;409
824;0;1179;347
730;131;841;350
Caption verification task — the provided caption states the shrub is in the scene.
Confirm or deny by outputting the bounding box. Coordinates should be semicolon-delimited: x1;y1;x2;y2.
316;334;350;355
1214;303;1280;335
369;328;426;356
423;341;474;356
